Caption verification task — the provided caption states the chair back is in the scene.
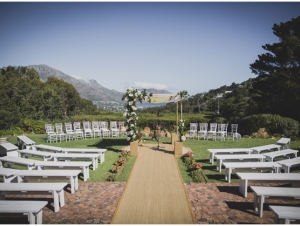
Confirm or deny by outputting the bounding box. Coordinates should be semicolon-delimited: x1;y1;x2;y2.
117;121;124;129
190;123;197;131
231;124;238;133
92;121;100;130
65;122;73;132
199;123;208;132
83;121;91;130
73;122;82;131
99;121;108;129
110;121;118;129
55;123;63;134
209;123;217;132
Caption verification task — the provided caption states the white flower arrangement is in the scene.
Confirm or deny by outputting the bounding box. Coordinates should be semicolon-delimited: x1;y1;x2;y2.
178;119;186;142
122;87;152;142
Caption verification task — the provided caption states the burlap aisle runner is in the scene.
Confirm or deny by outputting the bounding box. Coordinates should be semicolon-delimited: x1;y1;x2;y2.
111;144;196;224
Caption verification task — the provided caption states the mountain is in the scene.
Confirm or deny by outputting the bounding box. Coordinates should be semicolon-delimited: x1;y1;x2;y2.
26;64;173;103
27;64;124;102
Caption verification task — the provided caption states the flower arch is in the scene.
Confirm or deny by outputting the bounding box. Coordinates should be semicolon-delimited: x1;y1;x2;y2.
122;87;152;142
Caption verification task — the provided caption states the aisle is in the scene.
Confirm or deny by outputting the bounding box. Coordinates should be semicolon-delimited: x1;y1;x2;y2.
111;143;196;224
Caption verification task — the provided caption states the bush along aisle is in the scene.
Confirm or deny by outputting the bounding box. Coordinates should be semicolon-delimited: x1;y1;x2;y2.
106;150;132;182
181;151;203;182
122;87;152;142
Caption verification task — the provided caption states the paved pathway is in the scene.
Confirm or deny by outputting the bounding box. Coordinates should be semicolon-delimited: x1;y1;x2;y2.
111;144;196;224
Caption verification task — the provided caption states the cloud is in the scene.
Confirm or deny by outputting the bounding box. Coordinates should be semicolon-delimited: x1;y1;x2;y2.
71;75;90;84
133;82;169;90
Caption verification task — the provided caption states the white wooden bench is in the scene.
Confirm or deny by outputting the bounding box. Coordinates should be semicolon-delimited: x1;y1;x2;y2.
0;200;48;224
0;182;67;212
223;162;282;183
276;138;291;150
277;157;300;173
35;145;107;164
17;136;36;150
18;149;53;161
0;168;21;183
0;142;18;157
214;154;266;172
250;186;300;217
35;161;91;181
0;156;37;170
207;148;253;165
263;149;298;162
34;144;63;153
50;153;100;170
16;170;81;194
250;144;281;154
269;205;300;224
237;172;300;197
61;148;107;164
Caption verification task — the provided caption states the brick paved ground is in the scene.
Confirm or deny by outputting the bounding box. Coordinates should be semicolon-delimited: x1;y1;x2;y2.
186;182;300;224
1;181;300;224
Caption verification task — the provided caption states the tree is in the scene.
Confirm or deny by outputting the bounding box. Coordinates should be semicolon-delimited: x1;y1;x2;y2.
249;16;300;121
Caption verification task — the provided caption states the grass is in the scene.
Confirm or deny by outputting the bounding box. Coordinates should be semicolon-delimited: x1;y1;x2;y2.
4;134;300;184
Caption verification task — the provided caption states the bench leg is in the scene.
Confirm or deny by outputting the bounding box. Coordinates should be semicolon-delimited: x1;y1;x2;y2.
70;177;75;194
52;190;60;212
36;210;43;224
27;212;35;224
259;195;265;217
239;179;248;197
75;176;78;190
59;190;65;207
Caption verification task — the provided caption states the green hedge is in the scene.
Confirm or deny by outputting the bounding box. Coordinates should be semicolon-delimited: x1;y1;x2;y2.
239;114;299;139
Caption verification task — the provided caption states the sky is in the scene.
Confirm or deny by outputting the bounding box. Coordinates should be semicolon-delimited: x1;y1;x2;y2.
1;1;300;96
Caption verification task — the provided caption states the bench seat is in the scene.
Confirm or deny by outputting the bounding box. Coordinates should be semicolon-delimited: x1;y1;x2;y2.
0;182;67;212
250;144;281;154
0;168;21;183
207;148;253;165
16;170;81;194
263;149;298;162
237;172;300;197
17;136;36;150
214;154;266;172
250;186;300;217
0;156;37;170
0;200;48;224
18;150;53;161
277;157;300;173
223;162;281;183
269;205;300;224
35;161;91;181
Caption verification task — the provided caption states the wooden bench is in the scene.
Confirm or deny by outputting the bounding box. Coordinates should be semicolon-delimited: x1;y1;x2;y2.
18;149;53;161
16;170;81;194
50;153;100;171
0;168;21;183
35;161;91;181
269;205;300;224
250;144;281;154
0;200;48;224
262;149;298;162
223;162;282;183
214;154;266;172
61;148;107;164
17;136;36;150
277;157;300;173
250;186;300;217
34;144;63;153
237;172;300;197
0;156;37;170
0;182;67;212
207;148;253;165
276;137;291;150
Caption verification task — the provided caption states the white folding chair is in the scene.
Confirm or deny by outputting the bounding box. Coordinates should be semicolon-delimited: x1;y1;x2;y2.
197;123;208;140
110;121;119;137
99;121;110;137
83;121;93;139
188;123;198;139
65;122;76;141
206;123;217;141
73;122;84;140
92;121;101;138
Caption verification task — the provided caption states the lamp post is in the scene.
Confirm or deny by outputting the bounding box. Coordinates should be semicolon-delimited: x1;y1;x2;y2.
216;93;223;115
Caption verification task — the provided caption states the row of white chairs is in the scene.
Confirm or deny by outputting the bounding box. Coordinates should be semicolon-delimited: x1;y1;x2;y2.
188;123;240;141
45;121;126;143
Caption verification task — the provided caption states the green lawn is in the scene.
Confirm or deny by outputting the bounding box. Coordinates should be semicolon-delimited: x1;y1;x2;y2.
4;134;300;184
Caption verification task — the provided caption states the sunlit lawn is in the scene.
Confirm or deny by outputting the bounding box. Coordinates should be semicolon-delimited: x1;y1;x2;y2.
5;134;300;184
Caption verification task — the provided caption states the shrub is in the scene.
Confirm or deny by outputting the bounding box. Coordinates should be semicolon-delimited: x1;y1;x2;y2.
239;114;299;139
